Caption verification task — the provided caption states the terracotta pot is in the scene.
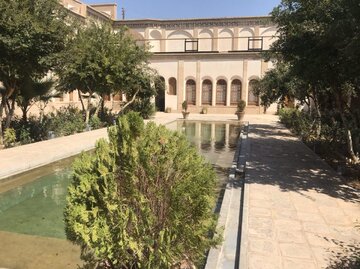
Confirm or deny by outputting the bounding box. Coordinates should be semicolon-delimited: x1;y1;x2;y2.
182;111;190;119
235;111;245;121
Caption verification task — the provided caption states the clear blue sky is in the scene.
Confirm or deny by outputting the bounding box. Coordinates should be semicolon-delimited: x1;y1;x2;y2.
84;0;282;20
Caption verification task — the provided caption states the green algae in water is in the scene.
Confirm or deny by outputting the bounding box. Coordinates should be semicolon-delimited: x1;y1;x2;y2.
0;168;71;239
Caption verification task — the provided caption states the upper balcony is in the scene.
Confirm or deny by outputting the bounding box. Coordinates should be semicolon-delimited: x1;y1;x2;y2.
136;36;275;54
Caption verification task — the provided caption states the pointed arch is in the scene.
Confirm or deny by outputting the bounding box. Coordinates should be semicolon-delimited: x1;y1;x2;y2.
218;28;234;52
186;79;196;105
199;29;213;51
216;79;227;106
202;79;212;105
230;79;242;105
248;79;259;106
168;77;177;95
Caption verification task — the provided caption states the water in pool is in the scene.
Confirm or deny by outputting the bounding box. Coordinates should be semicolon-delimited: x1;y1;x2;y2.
0;120;241;239
0;167;71;239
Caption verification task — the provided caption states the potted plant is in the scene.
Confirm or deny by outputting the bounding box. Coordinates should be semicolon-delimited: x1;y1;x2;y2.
235;100;246;121
182;100;190;119
201;106;208;114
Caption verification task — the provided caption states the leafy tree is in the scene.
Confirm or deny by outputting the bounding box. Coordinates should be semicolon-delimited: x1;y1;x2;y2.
64;112;221;268
56;23;158;124
16;77;55;122
259;0;360;161
0;0;72;145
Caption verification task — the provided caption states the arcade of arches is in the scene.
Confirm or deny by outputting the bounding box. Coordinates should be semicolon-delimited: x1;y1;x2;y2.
158;76;259;112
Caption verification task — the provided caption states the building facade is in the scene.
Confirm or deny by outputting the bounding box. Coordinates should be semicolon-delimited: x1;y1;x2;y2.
58;1;277;114
115;17;277;114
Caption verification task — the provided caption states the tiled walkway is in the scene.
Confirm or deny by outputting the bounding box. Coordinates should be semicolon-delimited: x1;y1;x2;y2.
240;118;360;269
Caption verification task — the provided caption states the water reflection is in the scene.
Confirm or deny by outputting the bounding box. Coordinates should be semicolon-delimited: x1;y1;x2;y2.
176;120;242;169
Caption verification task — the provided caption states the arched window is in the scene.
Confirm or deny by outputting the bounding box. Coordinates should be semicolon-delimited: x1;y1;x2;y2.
186;79;196;105
216;79;227;105
248;79;259;106
168;77;177;95
230;79;242;105
155;76;166;112
202;80;212;105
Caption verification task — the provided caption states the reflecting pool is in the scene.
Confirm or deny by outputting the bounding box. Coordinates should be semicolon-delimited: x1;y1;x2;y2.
0;167;71;239
0;120;241;239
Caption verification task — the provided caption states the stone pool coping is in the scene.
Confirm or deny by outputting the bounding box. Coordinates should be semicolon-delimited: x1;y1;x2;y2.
0;113;243;181
205;122;249;269
0;128;108;180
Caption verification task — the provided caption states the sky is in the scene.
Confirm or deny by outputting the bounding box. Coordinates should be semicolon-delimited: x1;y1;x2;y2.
84;0;282;20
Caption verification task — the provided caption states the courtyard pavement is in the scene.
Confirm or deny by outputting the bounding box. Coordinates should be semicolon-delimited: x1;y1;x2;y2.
240;116;360;269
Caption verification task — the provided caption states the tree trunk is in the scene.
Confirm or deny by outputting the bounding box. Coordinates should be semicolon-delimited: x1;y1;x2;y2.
39;103;45;124
100;94;105;120
5;97;16;129
335;93;358;162
94;96;103;118
0;97;5;145
85;93;92;125
117;89;140;115
78;90;85;113
21;103;28;122
311;90;322;138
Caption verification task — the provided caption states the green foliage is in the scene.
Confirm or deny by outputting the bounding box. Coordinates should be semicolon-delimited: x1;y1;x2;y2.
0;0;71;81
64;112;221;268
16;77;55;121
19;127;32;145
267;0;360;161
3;128;16;148
278;108;313;141
56;22;157;120
89;116;102;130
44;106;85;137
182;100;188;112
123;98;155;119
237;100;246;112
0;0;72;144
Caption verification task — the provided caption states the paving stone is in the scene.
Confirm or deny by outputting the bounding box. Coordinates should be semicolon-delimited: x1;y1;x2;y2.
305;232;338;248
279;243;313;259
249;199;273;209
318;206;352;226
239;116;360;269
248;254;282;269
282;257;317;269
277;230;307;244
302;222;333;235
249;207;272;217
272;209;298;220
297;212;326;224
248;237;279;255
274;219;302;231
311;247;344;268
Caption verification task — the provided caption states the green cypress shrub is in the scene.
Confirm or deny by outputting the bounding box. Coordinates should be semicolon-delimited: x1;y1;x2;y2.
64;112;221;268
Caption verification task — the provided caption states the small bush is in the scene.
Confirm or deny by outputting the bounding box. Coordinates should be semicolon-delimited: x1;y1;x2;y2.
44;106;85;136
4;128;16;148
10;116;47;142
19;127;32;145
278;108;313;140
89;115;102;129
64;112;221;268
237;100;246;112
124;98;155;119
182;100;188;112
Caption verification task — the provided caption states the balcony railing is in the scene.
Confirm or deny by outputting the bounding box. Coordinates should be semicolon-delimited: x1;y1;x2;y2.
136;36;275;53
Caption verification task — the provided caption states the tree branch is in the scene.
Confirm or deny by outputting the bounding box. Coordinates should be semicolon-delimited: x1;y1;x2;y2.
118;89;140;114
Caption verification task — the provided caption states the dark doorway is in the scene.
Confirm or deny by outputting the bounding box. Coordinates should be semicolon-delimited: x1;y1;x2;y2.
155;77;165;112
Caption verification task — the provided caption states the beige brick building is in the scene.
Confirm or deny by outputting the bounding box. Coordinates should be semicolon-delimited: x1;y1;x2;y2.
56;0;277;114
